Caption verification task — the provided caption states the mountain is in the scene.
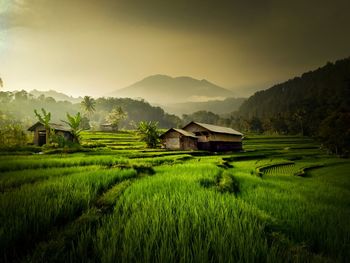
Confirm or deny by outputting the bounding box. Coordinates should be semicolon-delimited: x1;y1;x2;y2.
109;75;234;104
30;89;83;104
162;97;246;116
238;57;350;136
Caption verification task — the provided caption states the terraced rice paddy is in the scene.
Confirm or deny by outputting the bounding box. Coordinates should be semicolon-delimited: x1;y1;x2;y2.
0;132;349;262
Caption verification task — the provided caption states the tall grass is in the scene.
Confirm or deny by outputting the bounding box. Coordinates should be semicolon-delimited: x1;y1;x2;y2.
0;155;130;172
0;168;137;261
0;166;99;192
61;164;316;262
0;132;348;262
234;161;350;261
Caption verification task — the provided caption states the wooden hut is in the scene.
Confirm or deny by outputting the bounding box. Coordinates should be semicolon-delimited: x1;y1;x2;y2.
160;128;198;150
100;123;114;131
182;122;243;151
28;121;73;146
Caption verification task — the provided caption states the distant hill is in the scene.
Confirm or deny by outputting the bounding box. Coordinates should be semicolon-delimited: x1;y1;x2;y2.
109;75;234;104
30;89;83;104
238;57;350;135
162;97;246;116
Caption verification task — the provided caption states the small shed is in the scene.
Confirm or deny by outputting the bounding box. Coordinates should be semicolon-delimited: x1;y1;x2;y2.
182;121;243;151
28;121;73;146
100;123;114;131
160;128;198;150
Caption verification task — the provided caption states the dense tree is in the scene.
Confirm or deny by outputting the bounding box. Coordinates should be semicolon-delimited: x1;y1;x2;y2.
182;111;220;125
105;107;128;131
0;111;28;147
80;116;91;130
0;91;181;129
247;117;263;133
237;57;350;152
319;110;350;155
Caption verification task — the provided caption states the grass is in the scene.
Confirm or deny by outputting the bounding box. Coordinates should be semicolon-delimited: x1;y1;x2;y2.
0;168;137;261
0;130;349;262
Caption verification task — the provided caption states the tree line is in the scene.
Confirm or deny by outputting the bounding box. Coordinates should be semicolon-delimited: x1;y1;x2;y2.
0;91;174;148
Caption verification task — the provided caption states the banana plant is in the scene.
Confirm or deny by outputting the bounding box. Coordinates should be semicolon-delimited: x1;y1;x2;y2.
34;108;51;144
62;112;82;144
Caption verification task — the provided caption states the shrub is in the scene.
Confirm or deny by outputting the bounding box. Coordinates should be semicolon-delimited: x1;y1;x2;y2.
137;121;160;148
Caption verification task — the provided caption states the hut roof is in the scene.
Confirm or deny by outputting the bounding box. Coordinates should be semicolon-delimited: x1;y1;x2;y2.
28;121;71;132
160;128;197;138
183;121;243;136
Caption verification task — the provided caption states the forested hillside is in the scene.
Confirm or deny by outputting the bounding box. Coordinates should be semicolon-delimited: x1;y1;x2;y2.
237;58;350;154
239;58;350;124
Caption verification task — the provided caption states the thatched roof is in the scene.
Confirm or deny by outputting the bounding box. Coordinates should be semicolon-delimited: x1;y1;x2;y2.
183;121;243;136
28;121;71;132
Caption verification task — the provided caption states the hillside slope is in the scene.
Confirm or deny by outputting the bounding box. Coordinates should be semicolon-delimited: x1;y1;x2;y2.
30;90;82;104
240;58;350;118
238;57;350;135
162;97;246;116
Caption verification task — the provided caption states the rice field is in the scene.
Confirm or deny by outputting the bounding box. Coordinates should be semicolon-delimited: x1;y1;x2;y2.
0;132;349;262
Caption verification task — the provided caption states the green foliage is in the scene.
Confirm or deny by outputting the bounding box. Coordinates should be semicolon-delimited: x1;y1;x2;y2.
182;110;220;124
34;108;51;128
0;131;349;262
0;124;28;147
137;121;160;148
79;116;91;130
0;91;181;130
80;96;96;117
62;112;82;144
0;167;136;260
0;111;28;147
105;106;127;131
236;57;350;151
319;110;350;155
34;108;52;145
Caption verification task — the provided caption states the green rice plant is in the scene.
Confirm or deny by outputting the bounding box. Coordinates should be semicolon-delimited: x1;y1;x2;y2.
59;164;318;263
0;155;130;172
0;166;99;192
0;168;137;261
0;132;348;262
235;162;350;261
26;180;135;263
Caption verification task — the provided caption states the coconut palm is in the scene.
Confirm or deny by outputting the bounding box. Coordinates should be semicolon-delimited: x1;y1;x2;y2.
80;96;96;118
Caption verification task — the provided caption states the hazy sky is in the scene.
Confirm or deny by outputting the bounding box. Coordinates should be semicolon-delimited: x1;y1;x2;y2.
1;0;350;97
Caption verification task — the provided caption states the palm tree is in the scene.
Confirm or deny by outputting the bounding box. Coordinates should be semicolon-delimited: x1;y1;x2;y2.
80;96;96;118
34;108;51;144
62;112;82;144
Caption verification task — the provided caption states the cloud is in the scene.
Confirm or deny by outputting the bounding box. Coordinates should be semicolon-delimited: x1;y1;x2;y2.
1;0;350;97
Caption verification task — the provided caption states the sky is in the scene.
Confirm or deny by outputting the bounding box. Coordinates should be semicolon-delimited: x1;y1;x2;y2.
0;0;350;97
